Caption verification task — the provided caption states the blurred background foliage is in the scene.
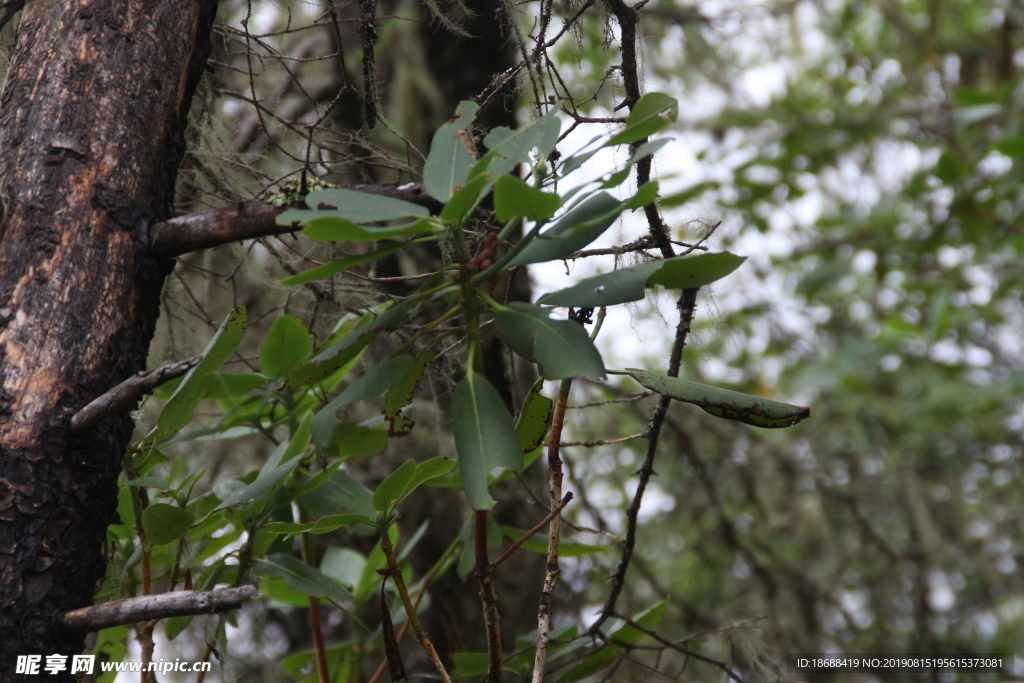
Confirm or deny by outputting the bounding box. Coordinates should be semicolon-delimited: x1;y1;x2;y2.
556;0;1024;678
137;0;1024;680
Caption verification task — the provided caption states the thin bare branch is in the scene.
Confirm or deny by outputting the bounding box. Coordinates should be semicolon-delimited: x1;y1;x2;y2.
62;586;259;632
148;183;438;258
70;356;202;432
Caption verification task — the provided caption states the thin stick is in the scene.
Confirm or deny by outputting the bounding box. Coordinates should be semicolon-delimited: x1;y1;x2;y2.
531;378;572;683
62;586;258;632
380;538;453;683
474;511;504;683
492;493;572;570
70;356;202;431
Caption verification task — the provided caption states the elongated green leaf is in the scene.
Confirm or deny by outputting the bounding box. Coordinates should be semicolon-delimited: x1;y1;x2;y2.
252;553;353;602
516;381;553;453
312;355;416;449
493;302;605;379
606;92;679;146
451;374;522;510
407;456;456;493
260;315;311;378
474;109;562;181
142;504;195;546
263;514;374;535
215;460;299;511
628;137;672;163
290;215;438;241
327;421;388;459
285;304;407;389
199;373;266;400
124;477;170;490
510;192;623;266
501;527;606;557
300;470;377;519
383;350;434;437
143;308;247;446
423;101;479;201
537;252;746;307
301;188;429;221
261;412;313;474
439;174;489;225
625;368;811;428
280;242;405;286
494;175;562;222
555;601;668;683
373;460;417;512
623;180;659;209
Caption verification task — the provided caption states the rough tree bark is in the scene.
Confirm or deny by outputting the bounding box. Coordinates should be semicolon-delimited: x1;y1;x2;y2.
0;0;219;677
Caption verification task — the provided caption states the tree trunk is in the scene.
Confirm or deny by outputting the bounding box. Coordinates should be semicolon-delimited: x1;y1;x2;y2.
0;0;217;678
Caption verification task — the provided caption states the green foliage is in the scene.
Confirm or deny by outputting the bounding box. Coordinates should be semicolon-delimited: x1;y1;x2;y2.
107;90;782;681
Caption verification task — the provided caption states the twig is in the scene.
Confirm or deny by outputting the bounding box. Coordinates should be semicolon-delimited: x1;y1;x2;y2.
474;511;504;683
531;378;572;683
147;183;437;258
602;611;747;683
70;356;202;431
380;538;452;683
548;432;647;448
62;586;259;632
492;493;572;569
591;288;698;633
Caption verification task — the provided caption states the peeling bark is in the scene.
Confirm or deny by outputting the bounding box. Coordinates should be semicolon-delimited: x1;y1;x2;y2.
0;0;218;677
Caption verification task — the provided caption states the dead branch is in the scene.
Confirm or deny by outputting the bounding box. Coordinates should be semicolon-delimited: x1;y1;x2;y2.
62;586;259;632
148;183;438;258
70;355;203;432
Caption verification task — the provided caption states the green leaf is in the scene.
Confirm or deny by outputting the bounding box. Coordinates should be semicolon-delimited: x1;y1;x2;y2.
263;514;374;535
516;381;553;453
292;215;439;241
555;601;668;683
493;302;605;379
606;92;679;146
451;373;523;510
143;308;247;447
423;100;480;201
624;368;811;428
327;421;388;459
373;460;417;512
214;460;299;511
280;242;406;286
312;355;417;449
538;252;746;307
623;180;659;209
260;315;311;378
301;188;429;221
199;373;266;400
261;412;313;473
452;652;490;678
252;553;353;602
300;470;377;519
285;304;406;390
383;350;434;437
124;477;170;490
627;137;672;163
141;504;195;546
408;456;456;492
494;175;562;222
440;174;490;225
510;192;624;266
501;527;606;557
995;136;1024;159
475;109;562;181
